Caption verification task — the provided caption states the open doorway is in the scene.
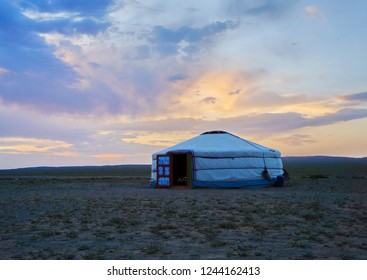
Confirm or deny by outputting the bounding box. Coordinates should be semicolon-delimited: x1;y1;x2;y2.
172;153;188;187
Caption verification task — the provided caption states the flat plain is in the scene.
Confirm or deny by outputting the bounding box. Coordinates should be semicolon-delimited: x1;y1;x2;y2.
0;157;366;259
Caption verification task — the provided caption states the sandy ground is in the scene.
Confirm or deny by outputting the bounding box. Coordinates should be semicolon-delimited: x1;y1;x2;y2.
0;161;366;260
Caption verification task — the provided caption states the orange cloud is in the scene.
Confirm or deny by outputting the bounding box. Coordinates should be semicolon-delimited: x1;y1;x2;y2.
0;137;73;154
164;71;254;119
271;134;316;146
92;153;126;162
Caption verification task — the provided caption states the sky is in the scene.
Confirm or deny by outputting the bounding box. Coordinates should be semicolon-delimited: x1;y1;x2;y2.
1;0;367;169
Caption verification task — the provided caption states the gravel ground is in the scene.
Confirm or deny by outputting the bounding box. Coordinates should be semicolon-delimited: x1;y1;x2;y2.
0;162;366;260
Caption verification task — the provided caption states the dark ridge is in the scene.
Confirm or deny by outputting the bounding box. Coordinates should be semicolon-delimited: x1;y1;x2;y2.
282;156;367;163
0;164;151;177
1;157;365;178
201;131;228;135
281;156;367;176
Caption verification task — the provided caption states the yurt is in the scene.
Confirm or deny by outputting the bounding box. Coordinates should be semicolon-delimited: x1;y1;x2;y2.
149;131;284;189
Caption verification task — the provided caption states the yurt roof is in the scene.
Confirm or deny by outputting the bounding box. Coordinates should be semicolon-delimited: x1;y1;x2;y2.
153;131;281;158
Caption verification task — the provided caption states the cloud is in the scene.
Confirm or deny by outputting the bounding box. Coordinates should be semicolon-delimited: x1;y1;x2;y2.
0;137;72;154
0;68;9;75
246;0;292;17
150;21;237;56
339;91;367;102
132;45;151;60
0;102;161;168
226;0;295;18
233;108;367;134
0;3;44;51
200;97;217;104
0;0;114;113
0;1;293;117
167;74;187;83
309;108;367;126
1;105;366;168
19;0;112;36
305;5;324;20
1;0;366;169
3;104;363;148
0;102;95;142
19;0;112;17
229;108;365;133
247;92;311;108
101;108;367;142
35;17;110;36
272;134;316;146
228;89;242;95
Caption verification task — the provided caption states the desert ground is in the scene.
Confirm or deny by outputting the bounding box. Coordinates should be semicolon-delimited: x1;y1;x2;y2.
0;157;366;259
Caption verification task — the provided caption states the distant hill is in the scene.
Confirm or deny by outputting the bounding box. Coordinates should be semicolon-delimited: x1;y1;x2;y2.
282;155;367;165
0;164;151;178
1;156;365;178
282;156;367;176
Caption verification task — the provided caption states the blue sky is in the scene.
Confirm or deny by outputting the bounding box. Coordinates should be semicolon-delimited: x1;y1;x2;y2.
0;0;366;168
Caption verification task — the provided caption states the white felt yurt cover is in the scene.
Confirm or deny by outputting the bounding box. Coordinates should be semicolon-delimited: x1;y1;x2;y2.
150;131;284;188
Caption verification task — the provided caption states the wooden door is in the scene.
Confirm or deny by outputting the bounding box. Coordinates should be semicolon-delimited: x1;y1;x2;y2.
156;155;171;188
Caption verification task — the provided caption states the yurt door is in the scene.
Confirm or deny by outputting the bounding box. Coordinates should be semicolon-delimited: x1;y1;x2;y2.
156;153;192;188
172;153;192;188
